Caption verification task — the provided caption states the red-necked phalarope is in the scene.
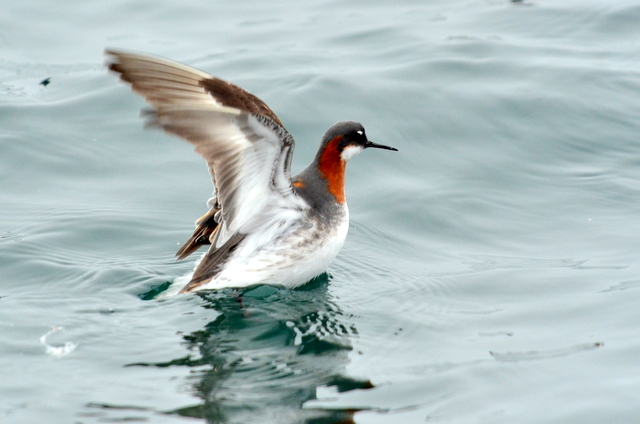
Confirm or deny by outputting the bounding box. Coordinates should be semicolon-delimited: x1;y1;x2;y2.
105;49;397;294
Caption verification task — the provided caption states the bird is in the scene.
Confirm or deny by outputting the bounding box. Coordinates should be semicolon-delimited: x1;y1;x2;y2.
105;49;397;294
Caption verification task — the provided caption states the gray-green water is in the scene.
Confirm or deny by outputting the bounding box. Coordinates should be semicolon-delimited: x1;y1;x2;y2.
2;0;640;423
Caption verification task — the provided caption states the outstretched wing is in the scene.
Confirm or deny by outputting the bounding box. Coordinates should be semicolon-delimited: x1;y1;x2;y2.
105;49;300;252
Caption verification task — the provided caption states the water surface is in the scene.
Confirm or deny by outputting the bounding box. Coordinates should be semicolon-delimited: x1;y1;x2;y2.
2;0;640;423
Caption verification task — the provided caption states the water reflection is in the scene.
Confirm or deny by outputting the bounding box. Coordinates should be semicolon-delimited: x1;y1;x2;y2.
134;276;372;424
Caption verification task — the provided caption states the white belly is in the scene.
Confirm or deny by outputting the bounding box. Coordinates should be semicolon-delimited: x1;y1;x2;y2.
175;207;349;292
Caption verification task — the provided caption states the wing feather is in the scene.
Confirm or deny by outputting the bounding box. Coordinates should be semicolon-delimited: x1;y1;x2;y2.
105;49;302;264
175;208;219;260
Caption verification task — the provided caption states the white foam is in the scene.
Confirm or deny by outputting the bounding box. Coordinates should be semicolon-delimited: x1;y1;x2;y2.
40;326;77;357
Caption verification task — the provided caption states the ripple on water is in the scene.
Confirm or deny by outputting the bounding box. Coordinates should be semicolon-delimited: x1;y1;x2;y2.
111;282;374;423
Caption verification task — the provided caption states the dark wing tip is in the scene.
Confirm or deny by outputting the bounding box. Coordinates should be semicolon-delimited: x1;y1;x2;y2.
178;232;246;294
175;230;212;260
104;49;136;84
175;208;220;260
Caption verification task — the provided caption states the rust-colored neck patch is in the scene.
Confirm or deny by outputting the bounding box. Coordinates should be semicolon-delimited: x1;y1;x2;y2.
317;135;346;203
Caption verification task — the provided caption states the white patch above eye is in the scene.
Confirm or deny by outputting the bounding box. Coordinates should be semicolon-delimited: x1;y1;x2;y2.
341;145;364;161
356;130;363;135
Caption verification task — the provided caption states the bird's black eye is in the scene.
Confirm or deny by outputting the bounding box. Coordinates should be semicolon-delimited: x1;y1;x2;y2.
353;129;366;143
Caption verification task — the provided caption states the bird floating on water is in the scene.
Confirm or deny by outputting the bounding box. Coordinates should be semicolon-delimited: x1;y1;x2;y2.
105;49;397;293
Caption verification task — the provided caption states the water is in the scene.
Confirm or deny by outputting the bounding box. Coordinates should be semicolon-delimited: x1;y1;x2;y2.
2;0;640;422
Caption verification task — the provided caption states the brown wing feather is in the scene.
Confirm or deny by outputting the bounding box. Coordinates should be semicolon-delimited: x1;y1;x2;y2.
105;49;283;124
178;232;246;294
175;207;220;260
200;78;283;126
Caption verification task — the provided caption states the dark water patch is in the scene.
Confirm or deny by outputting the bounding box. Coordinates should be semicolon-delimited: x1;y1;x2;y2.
137;281;173;300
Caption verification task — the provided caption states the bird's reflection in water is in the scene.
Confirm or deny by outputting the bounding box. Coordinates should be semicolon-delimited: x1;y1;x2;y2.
136;275;372;424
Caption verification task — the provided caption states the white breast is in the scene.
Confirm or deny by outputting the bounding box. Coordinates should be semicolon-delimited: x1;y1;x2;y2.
179;205;350;291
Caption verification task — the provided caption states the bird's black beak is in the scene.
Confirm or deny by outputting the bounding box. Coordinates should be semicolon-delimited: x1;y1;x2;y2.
365;140;398;151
